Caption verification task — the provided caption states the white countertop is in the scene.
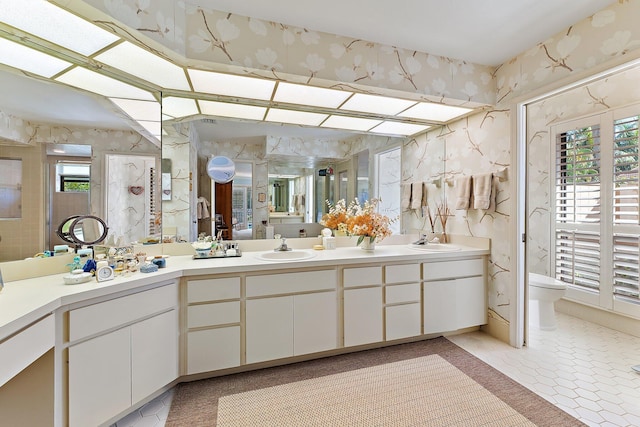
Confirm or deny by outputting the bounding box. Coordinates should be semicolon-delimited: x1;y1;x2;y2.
0;243;488;341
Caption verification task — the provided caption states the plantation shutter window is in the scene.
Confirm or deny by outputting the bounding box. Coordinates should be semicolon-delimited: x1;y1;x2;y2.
612;115;639;302
554;124;601;292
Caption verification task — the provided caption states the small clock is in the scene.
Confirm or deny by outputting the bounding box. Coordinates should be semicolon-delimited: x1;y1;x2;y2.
96;265;114;282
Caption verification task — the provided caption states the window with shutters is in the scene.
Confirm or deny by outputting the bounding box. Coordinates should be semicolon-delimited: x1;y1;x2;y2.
553;109;640;315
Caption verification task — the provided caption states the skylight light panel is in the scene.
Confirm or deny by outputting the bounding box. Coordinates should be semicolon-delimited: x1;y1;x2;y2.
198;100;266;121
188;69;275;100
162;97;199;118
95;42;191;91
0;37;72;77
265;108;328;126
56;67;155;101
370;121;431;136
273;82;351;108
0;0;119;56
398;102;473;122
321;115;381;132
339;93;416;115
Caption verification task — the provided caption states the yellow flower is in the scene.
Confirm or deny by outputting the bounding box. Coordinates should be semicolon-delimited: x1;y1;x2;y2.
320;198;396;244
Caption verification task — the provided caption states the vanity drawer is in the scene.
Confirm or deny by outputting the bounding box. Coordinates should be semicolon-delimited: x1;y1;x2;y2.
187;277;240;303
385;264;420;284
188;301;240;328
246;270;335;297
385;283;420;304
343;266;382;288
69;282;177;342
423;258;484;281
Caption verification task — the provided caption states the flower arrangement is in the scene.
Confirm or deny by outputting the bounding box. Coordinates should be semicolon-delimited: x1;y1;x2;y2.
320;198;395;245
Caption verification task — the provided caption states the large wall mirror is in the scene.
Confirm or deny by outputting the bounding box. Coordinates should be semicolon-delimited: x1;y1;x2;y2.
0;70;445;261
0;69;161;261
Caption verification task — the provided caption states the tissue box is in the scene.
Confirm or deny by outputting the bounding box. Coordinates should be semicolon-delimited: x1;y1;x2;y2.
322;236;336;250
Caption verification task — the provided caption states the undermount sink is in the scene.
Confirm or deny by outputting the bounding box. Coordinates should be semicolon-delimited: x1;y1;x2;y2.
256;250;316;261
407;243;461;252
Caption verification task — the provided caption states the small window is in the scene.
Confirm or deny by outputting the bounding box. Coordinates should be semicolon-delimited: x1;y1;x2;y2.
56;162;90;193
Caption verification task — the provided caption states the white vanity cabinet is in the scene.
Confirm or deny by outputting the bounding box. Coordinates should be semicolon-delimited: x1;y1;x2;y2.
343;266;383;347
185;277;241;374
245;270;337;364
384;264;421;341
67;282;178;427
422;258;486;334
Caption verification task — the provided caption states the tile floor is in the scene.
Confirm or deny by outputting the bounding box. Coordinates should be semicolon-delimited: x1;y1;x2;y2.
116;312;640;427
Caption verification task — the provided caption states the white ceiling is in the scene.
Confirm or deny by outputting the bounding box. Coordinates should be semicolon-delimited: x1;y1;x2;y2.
0;0;616;141
190;0;615;66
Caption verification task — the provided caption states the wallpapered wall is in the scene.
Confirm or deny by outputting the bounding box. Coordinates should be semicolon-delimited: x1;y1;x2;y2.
80;0;640;330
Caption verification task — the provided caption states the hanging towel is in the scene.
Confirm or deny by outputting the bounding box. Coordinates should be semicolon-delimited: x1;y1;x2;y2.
421;182;428;207
473;173;493;210
455;176;472;210
410;182;422;210
488;175;500;211
401;184;412;210
197;196;210;219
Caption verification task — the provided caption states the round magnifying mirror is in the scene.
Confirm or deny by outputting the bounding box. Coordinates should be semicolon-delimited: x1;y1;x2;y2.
207;156;236;183
57;215;109;246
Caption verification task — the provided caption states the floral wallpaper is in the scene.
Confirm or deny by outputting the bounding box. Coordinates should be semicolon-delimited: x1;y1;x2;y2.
496;1;640;105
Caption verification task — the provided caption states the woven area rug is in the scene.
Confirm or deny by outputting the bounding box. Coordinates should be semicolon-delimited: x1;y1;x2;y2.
166;337;585;427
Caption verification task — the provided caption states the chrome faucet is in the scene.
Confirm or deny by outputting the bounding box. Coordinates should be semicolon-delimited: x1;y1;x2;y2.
274;237;292;252
413;234;429;245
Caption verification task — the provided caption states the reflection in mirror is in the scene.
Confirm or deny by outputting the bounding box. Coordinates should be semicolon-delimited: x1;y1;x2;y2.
57;215;108;246
0;69;161;261
0;158;22;218
172;117;423;241
47;144;92;249
231;162;253;240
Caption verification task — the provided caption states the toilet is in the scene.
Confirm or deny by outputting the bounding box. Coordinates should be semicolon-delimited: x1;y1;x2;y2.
528;272;567;331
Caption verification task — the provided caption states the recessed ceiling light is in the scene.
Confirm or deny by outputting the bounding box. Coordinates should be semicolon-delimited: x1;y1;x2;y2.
95;42;191;91
55;67;155;101
199;100;266;120
0;37;72;77
110;98;161;121
162;97;199;118
0;0;119;56
398;102;473;122
188;69;276;100
340;93;416;115
273;82;351;108
321;115;381;132
265;108;328;126
370;121;431;136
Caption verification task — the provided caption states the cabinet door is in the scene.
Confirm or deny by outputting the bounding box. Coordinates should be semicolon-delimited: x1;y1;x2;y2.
386;303;421;341
246;297;293;364
423;280;457;334
131;310;178;403
344;287;382;347
294;291;337;355
187;326;241;374
456;277;486;329
68;328;131;427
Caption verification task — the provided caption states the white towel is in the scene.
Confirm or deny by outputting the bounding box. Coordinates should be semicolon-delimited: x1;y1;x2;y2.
455;176;472;210
197;196;210;219
488;175;500;211
402;184;412;210
473;173;493;210
410;183;422;210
